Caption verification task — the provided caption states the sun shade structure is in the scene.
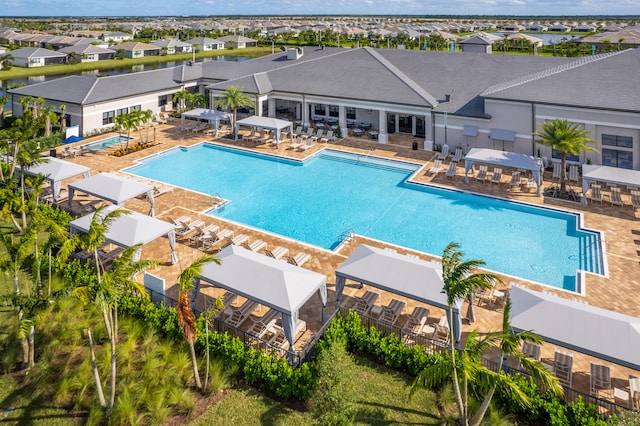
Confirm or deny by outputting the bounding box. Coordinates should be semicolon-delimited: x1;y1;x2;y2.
18;157;90;204
581;165;640;205
335;244;463;343
68;172;155;216
195;245;327;353
235;115;294;148
510;284;640;370
69;205;178;264
180;108;232;131
464;147;543;196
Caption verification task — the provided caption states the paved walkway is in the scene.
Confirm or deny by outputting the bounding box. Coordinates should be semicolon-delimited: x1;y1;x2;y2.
61;123;640;401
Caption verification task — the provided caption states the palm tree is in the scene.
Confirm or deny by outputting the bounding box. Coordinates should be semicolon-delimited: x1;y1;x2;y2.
214;85;255;139
177;255;221;391
137;109;154;143
113;111;139;152
412;242;500;426
534;119;596;195
0;93;9;128
1;53;14;70
173;90;191;114
59;104;67;136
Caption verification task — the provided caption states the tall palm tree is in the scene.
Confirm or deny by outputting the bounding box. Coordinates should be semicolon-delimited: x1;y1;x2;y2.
59;104;67;136
177;255;221;391
137;109;154;143
173;90;191;114
534;119;596;195
0;93;9;128
412;242;501;426
1;53;14;70
214;85;255;139
113;111;139;152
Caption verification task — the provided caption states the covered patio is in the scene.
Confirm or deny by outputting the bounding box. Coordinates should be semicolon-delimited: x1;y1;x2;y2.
335;244;463;344
464;147;544;196
180;108;232;134
69;205;178;265
194;245;327;355
68;172;155;216
18;156;90;204
235;116;294;148
581;165;640;205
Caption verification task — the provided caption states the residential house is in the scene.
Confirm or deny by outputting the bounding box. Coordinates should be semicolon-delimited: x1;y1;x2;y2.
184;37;225;51
151;39;193;55
217;35;258;49
9;47;67;67
112;41;161;58
59;44;116;62
102;31;134;43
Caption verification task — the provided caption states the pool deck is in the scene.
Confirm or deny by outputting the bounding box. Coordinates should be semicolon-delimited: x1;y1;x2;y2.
62;124;640;399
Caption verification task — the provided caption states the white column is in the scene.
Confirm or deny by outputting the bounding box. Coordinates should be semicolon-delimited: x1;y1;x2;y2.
394;113;399;133
267;98;276;118
255;96;263;116
338;105;346;136
412;115;417;135
302;100;309;127
378;109;388;144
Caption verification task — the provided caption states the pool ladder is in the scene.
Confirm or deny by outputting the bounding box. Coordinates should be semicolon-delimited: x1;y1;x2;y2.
211;193;230;211
338;228;355;246
358;149;373;164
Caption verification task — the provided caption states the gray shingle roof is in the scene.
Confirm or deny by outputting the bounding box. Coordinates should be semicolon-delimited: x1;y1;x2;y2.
10;47;67;59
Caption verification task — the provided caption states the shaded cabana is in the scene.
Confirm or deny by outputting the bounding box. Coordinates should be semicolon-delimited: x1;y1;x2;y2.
510;285;640;370
194;245;327;353
235;115;294;148
68;172;155;216
69;205;178;264
18;157;90;204
581;165;640;205
334;244;463;344
180;108;232;133
464;147;543;196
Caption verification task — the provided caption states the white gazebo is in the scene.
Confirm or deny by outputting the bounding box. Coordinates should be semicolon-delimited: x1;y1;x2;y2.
464;148;544;196
180;108;232;134
195;245;327;353
69;205;178;264
581;165;640;205
335;244;464;344
235;115;294;148
510;284;640;370
68;172;155;216
18;157;90;204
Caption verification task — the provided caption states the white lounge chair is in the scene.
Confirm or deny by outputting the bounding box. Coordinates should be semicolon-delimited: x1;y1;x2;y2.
521;341;541;362
320;130;334;143
223;234;249;248
264;246;288;260
188;223;219;246
428;159;443;176
552;162;563;183
553;349;574;387
299;138;315;151
568;164;580;182
246;309;281;341
404;306;430;335
451;147;463;162
445;161;457;179
377;298;406;326
352;290;380;316
631;190;640;212
591;183;603;205
241;239;267;252
309;129;324;143
611;187;624;207
201;228;234;251
288;136;303;150
475;165;489;182
226;299;259;328
437;144;450;160
286;252;311;267
242;127;257;142
175;219;205;238
490;167;503;185
508;171;521;190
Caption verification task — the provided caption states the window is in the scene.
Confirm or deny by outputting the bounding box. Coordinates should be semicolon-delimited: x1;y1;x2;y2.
346;107;356;120
314;104;325;115
329;105;339;118
602;134;633;169
130;105;141;112
102;110;115;125
551;149;580;163
117;107;128;116
158;95;168;107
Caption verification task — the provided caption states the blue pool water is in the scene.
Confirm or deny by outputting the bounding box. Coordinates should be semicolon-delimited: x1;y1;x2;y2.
127;143;604;291
82;135;133;152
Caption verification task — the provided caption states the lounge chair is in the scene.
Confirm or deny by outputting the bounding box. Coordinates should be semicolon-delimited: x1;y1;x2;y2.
428;159;443;176
286;252;311;267
521;341;541;362
632;189;640;212
188;224;219;246
377;298;406;326
288;136;303;150
475;287;495;307
475;165;489;182
508;171;521;190
552;162;563;183
299;138;315;151
264;246;289;260
590;362;612;398
226;299;259;328
241;239;267;252
292;126;303;136
246;308;280;340
451;147;464;162
553;349;574;387
590;183;603;205
201;228;234;251
437;144;450;160
167;215;191;229
490;168;503;185
433;324;450;345
191;122;210;133
352;290;380;316
223;234;249;248
212;291;238;316
445;161;457;179
611;187;624;207
242;128;257;142
404;306;430;335
175;219;205;238
320;130;334;143
309;129;324;143
568;164;580;182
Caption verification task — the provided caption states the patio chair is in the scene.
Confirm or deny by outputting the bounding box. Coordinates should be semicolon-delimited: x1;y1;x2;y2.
428;159;443;176
292;126;303;136
475;165;489;182
201;228;234;251
553;349;574;387
286;252;311;267
610;187;624;207
175;219;205;238
508;171;522;190
222;234;249;248
241;239;267;252
433;324;450;345
246;308;281;341
377;298;406;326
520;341;541;364
320;130;334;143
632;190;640;212
445;161;457;179
352;290;380;316
590;183;603;205
552;162;563;183
437;144;450;160
475;287;495;307
213;291;238;316
309;128;324;143
166;215;191;229
490;167;503;185
451;147;464;162
187;223;219;246
590;362;612;398
568;164;580;182
404;306;430;335
299;138;315;151
226;299;259;328
288;136;303;150
242;127;257;142
264;246;289;260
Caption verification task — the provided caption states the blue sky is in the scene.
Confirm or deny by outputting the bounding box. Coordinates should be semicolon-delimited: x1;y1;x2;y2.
1;0;640;17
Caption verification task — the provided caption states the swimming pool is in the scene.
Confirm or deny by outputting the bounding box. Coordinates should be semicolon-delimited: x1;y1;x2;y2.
82;135;133;152
127;143;605;291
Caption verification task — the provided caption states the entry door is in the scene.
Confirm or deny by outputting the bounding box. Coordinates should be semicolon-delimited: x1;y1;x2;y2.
398;115;413;133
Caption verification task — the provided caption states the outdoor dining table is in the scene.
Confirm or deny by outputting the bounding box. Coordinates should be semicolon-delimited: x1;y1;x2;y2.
360;122;372;129
368;131;379;140
352;128;363;137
